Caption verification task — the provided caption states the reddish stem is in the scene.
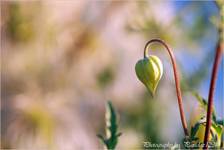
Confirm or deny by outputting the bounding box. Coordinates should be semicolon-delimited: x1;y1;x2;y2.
144;39;189;136
203;41;223;149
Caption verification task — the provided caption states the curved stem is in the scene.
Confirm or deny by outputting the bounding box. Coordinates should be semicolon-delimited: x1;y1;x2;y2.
203;41;222;149
144;39;189;136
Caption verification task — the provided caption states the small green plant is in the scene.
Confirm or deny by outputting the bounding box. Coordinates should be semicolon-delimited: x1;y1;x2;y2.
135;38;223;149
97;101;121;150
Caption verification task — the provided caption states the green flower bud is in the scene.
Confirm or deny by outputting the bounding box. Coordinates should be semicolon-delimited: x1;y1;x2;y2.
135;55;163;96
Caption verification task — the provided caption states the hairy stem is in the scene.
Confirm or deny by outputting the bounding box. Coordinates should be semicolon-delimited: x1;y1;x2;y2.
144;39;189;136
203;41;223;149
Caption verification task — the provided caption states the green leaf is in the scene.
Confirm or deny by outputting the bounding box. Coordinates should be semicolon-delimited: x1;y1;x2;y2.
191;122;200;138
97;134;106;144
97;101;121;150
189;116;223;148
211;123;223;148
192;92;217;122
212;123;223;138
135;55;163;96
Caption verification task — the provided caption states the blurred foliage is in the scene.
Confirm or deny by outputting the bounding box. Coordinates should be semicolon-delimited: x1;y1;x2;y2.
192;92;217;122
125;1;173;44
122;91;163;145
97;66;115;89
22;104;54;147
6;3;38;42
181;50;214;91
176;2;213;41
65;28;99;66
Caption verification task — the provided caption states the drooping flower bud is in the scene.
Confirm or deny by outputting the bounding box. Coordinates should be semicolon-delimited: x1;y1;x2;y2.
135;55;163;96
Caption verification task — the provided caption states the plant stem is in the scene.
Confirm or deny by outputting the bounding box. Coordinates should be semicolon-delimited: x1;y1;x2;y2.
204;1;223;148
144;39;189;136
203;41;223;149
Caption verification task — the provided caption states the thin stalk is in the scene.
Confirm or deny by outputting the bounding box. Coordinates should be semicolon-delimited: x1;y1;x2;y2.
203;41;222;149
144;39;189;136
203;1;223;148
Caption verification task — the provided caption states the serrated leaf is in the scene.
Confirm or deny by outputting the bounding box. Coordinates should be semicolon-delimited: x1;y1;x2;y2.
98;101;121;150
97;134;107;145
106;101;117;139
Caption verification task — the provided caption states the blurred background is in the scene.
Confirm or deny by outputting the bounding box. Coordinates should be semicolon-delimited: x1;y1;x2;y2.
1;1;223;149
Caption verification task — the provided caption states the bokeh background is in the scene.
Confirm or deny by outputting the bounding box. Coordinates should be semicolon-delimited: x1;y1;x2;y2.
1;1;223;149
